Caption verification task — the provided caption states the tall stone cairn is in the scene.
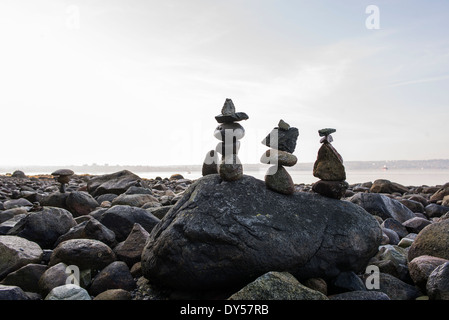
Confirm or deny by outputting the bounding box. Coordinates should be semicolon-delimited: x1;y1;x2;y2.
202;98;249;181
312;128;349;199
260;120;299;195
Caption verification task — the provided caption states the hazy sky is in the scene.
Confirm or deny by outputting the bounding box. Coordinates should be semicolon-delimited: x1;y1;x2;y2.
0;0;448;167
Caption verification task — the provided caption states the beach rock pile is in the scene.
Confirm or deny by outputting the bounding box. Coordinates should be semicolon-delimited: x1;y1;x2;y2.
202;99;248;181
312;128;349;199
260;120;299;195
1;169;449;301
0;170;191;300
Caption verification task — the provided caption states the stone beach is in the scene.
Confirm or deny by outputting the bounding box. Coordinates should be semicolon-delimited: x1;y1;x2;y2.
0;170;448;300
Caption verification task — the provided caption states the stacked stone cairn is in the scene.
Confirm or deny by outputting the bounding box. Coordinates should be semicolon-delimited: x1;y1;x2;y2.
202;98;248;181
260;120;299;195
312;128;349;199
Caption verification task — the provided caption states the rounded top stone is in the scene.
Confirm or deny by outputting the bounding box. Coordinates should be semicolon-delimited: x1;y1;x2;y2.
51;169;74;176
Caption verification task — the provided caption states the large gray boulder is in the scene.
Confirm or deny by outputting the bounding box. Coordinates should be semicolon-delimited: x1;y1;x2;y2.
348;193;415;223
141;174;382;291
0;236;43;280
97;205;160;242
87;170;143;197
7;207;77;249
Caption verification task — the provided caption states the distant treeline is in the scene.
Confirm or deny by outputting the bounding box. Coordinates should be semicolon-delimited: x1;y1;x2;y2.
1;159;449;176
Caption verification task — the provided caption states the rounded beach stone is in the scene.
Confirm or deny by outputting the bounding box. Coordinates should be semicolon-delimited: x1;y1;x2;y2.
264;166;294;195
312;180;349;200
215;141;241;157
213;123;245;141
45;284;91;300
219;155;243;182
260;149;298;167
202;150;218;176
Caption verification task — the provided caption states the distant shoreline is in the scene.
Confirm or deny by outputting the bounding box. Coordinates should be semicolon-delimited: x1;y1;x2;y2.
1;159;448;175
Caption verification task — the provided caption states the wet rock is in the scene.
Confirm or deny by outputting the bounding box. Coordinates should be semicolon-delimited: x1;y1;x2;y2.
93;288;132;300
7;207;77;249
370;179;409;194
111;193;159;208
0;284;29;300
54;218;117;248
38;262;69;296
45;284;91;300
89;261;136;296
362;272;422;300
408;255;449;291
219;155;243;182
426;262;449;300
228;271;328;300
0;263;47;293
408;220;449;262
49;239;116;270
0;235;43;280
402;217;432;234
264;166;295;195
261;127;299;154
66;191;99;217
113;223;149;267
260;149;298;167
312;180;349;200
349;193;415;223
425;203;449;218
96;205;160;242
313;143;345;181
87;170;142;197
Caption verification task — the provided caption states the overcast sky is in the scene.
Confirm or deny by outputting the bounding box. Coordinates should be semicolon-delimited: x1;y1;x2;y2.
0;0;448;167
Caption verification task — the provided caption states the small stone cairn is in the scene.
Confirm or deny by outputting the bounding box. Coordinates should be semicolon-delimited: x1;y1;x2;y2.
260;120;299;195
202;98;248;181
312;128;348;199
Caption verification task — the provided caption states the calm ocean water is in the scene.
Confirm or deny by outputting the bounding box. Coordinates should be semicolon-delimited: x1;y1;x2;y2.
136;169;449;187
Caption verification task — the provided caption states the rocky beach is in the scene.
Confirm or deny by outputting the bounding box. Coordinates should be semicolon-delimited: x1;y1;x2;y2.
1;169;448;301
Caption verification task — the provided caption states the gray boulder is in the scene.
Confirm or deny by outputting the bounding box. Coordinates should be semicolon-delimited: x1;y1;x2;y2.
426;262;449;300
408;220;449;262
3;198;32;210
0;284;29;300
425;204;449;218
228;271;328;300
89;261;136;296
7;207;77;249
348;193;415;223
0;236;43;280
38;262;69;296
97;205;160;242
54;217;116;248
49;239;116;270
87;170;142;197
0;263;47;293
45;284;91;300
409;255;449;291
66;191;99;217
142;174;382;291
361;272;422;300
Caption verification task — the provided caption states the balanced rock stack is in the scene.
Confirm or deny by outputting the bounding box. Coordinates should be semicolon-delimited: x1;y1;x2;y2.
260;120;299;195
312;128;348;199
202;99;249;181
